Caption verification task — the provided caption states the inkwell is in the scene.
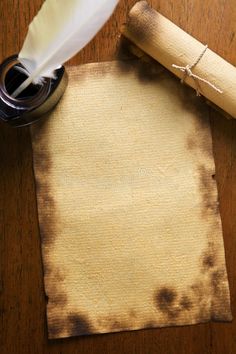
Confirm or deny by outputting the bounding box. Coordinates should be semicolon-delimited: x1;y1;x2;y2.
0;0;118;128
0;55;67;127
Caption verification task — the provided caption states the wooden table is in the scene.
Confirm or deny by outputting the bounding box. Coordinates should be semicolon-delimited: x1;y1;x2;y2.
0;1;236;353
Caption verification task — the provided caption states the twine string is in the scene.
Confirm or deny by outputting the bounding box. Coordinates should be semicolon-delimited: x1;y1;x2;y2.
172;45;223;96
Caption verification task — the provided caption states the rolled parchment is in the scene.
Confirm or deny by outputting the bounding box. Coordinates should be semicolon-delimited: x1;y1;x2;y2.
122;1;236;119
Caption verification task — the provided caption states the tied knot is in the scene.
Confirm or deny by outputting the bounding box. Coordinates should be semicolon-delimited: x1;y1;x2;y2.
172;45;223;96
184;65;192;77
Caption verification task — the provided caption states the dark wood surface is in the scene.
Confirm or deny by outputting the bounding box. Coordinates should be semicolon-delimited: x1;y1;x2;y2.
0;1;236;353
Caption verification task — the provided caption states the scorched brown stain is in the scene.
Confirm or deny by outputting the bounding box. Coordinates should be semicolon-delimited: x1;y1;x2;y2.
68;313;93;336
179;295;192;310
49;323;64;338
155;287;195;321
135;59;164;83
49;292;67;307
185;101;213;160
116;37;139;63
191;281;204;302
110;320;129;331
155;287;180;319
210;269;232;321
31;121;57;247
211;269;225;295
37;189;56;247
157;287;176;308
34;150;51;171
203;254;215;269
32;121;72;339
198;164;219;217
126;1;154;44
186;136;197;151
97;315;130;332
48;315;67;339
201;242;217;272
116;42;165;84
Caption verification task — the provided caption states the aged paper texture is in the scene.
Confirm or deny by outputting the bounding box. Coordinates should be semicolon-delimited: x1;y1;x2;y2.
123;1;236;119
31;61;232;339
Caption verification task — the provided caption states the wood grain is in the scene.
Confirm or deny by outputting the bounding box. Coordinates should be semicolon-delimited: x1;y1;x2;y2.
0;1;235;353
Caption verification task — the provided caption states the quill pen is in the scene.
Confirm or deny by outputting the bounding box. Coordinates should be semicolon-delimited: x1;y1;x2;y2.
12;0;119;98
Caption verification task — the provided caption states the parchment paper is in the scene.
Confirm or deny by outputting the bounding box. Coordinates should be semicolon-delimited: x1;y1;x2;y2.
122;1;236;119
31;61;232;339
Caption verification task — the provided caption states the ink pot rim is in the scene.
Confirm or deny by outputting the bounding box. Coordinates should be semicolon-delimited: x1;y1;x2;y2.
0;55;68;127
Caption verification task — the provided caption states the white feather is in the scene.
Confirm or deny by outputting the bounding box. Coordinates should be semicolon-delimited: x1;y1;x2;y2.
12;0;118;97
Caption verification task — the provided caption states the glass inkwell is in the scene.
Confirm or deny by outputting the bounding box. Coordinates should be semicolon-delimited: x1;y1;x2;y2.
0;55;68;127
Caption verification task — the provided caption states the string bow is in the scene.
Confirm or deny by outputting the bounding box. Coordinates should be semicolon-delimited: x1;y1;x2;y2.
172;45;223;96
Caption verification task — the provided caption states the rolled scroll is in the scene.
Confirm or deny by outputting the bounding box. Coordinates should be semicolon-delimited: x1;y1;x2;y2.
122;1;236;119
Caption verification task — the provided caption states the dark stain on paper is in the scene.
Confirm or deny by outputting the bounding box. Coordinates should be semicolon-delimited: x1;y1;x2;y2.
187;128;213;159
201;242;216;272
135;59;164;83
31;122;56;248
191;281;204;303
155;287;180;319
185;102;213;160
155;287;196;320
45;268;68;334
156;288;176;309
125;1;154;44
116;36;139;62
196;243;232;322
210;268;232;321
34;149;51;172
179;295;192;310
189;280;210;323
49;322;64;338
116;46;165;84
198;164;219;217
195;306;210;323
31;123;69;339
111;320;129;331
37;187;56;247
49;291;67;307
203;254;215;269
49;311;95;339
68;313;93;337
97;315;130;332
186;136;197;151
211;269;225;295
